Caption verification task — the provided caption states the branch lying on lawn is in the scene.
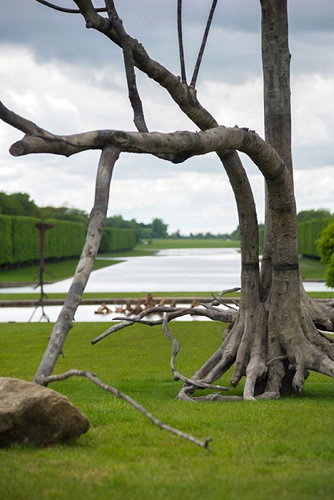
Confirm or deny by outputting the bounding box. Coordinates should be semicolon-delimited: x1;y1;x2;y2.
91;303;233;393
160;314;229;392
91;304;237;345
42;369;212;450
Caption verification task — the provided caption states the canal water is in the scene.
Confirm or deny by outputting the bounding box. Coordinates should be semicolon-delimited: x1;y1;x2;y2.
0;248;332;322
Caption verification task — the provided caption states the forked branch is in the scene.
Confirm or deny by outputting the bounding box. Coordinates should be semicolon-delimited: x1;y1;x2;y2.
42;369;212;449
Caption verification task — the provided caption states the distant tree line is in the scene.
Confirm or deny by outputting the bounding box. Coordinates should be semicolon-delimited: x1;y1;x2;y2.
106;215;168;241
0;191;88;224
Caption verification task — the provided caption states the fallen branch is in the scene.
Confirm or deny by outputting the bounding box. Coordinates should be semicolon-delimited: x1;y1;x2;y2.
91;303;236;345
41;369;212;450
161;313;229;392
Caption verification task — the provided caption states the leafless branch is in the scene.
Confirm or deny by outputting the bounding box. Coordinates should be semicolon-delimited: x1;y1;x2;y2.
105;0;148;132
177;0;187;83
91;304;236;345
34;146;120;382
42;369;212;449
35;0;107;13
160;314;229;391
0;101;49;136
190;0;218;88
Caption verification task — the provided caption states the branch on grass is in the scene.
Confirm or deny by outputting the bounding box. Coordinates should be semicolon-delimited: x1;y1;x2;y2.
91;304;236;345
91;304;232;393
41;369;212;450
160;314;229;392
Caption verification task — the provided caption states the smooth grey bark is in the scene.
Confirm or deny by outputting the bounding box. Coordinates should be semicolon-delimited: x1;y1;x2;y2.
34;145;120;383
72;0;261;303
0;1;333;399
260;0;293;296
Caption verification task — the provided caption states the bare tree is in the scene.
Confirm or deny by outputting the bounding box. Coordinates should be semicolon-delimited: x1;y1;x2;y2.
0;0;333;403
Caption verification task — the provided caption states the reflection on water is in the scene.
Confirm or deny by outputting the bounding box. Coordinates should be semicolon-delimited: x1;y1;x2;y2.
0;247;332;322
2;303;217;323
1;248;243;294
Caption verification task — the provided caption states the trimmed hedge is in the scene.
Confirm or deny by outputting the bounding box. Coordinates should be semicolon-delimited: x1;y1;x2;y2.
0;215;136;266
258;217;334;258
100;227;136;252
298;217;334;258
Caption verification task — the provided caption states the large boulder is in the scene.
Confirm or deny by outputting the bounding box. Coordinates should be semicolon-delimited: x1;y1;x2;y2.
0;377;90;447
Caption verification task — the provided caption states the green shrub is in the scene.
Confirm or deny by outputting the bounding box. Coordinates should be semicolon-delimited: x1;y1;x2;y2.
298;217;334;258
317;221;334;287
0;215;13;264
100;227;136;253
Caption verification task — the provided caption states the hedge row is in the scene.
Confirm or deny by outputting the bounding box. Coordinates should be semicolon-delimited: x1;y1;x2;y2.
0;215;136;266
298;217;334;258
100;227;136;253
259;217;334;258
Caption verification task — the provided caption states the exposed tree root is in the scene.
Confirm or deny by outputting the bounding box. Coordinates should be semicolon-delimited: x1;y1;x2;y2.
300;284;334;331
93;285;334;403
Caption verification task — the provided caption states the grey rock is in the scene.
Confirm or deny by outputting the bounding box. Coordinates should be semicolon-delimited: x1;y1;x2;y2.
0;377;90;447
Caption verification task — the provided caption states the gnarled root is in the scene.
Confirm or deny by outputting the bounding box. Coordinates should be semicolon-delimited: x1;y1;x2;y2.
175;296;334;402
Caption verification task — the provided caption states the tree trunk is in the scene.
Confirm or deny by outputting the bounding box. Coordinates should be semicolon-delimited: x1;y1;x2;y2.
34;146;120;383
260;0;292;296
1;1;333;399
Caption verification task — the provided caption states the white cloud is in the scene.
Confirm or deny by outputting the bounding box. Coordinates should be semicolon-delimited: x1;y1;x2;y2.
292;74;334;148
0;34;333;235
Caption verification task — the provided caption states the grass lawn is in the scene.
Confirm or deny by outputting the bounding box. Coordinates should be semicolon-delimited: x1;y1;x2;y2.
299;256;327;281
0;290;333;301
0;322;333;499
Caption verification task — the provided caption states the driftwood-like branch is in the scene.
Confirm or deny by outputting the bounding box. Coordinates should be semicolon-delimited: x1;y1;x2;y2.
35;0;107;13
91;304;236;345
42;369;212;449
0;101;49;136
72;0;261;312
34;146;120;383
91;302;232;393
160;314;229;391
74;0;218;130
0;102;284;181
177;0;187;83
190;0;218;88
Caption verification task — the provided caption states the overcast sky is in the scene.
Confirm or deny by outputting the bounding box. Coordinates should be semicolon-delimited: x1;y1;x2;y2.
0;1;333;235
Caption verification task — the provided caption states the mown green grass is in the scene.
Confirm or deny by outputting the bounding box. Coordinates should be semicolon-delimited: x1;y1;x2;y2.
0;258;122;283
0;290;333;301
0;322;333;499
299;256;327;281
